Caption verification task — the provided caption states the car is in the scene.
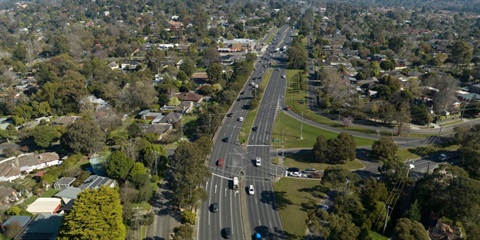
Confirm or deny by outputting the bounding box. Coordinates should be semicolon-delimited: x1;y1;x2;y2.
439;153;447;161
238;117;244;122
282;75;286;79
289;172;301;177
217;158;224;166
226;113;233;117
254;232;262;240
210;203;219;212
248;185;255;195
222;137;229;143
284;106;291;111
255;157;261;166
222;227;232;239
303;168;316;173
252;126;258;131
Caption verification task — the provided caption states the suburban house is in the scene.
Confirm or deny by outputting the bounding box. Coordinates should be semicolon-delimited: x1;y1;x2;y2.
191;72;209;83
79;175;117;190
139;124;173;140
53;177;76;190
157;112;182;125
51;116;79;127
0;186;19;205
1;216;31;232
107;61;119;70
13;213;63;240
121;60;141;71
26;198;62;214
175;101;194;113
0;152;61;182
175;92;204;103
54;187;81;212
138;110;163;123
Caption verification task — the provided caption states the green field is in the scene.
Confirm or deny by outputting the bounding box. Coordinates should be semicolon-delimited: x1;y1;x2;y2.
274;178;323;239
272;112;375;149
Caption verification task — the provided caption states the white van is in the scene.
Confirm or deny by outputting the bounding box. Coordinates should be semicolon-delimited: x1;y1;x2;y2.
255;157;261;166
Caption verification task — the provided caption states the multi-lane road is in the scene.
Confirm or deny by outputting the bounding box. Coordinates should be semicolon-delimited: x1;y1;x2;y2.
198;25;293;240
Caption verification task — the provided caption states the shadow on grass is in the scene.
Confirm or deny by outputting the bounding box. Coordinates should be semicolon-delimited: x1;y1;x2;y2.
408;146;434;157
273;191;293;211
283;150;315;164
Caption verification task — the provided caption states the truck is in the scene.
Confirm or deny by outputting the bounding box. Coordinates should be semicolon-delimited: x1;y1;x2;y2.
232;177;239;190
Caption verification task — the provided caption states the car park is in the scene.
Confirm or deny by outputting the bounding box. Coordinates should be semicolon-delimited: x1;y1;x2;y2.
248;185;255;195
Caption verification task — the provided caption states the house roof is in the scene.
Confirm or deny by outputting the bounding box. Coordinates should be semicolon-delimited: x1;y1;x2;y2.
140;124;171;135
2;216;31;228
54;177;76;186
51;116;79;126
54;187;82;200
158;112;182;124
18;152;60;169
79;175;116;190
191;72;208;79
176;92;203;102
0;186;16;199
26;198;62;214
14;213;63;240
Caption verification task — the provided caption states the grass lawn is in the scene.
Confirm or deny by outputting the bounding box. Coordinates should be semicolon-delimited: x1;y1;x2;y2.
282;150;365;170
274;178;325;239
369;231;388;240
182;114;197;125
41;188;60;197
397;144;460;161
283;70;431;138
243;68;273;144
132;201;152;211
272;112;374;149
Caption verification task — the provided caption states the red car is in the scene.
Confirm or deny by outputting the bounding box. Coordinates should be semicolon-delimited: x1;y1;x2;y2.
217;158;224;167
284;106;291;111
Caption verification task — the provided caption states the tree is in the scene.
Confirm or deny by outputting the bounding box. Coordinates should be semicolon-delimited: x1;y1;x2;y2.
106;151;134;180
206;63;223;83
380;60;395;71
6;206;22;215
392;218;429;240
173;224;193;240
203;46;220;66
325;133;356;164
168;96;181;107
370;137;398;162
129;162;148;179
405;200;421;222
58;187;126;240
61;118;105;155
450;40;472;66
6;221;23;239
32;125;61;148
180;58;196;77
307;211;360;240
141;144;168;172
395;102;411;135
312;135;328;163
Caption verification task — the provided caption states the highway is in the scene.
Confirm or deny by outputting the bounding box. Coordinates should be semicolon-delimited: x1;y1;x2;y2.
198;26;292;240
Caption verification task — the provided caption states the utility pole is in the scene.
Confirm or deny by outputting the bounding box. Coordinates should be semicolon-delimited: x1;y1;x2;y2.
383;205;393;234
300;112;304;139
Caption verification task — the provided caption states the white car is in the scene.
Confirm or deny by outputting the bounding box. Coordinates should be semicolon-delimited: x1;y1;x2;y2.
238;117;244;122
255;157;261;167
289;172;301;177
248;185;255;195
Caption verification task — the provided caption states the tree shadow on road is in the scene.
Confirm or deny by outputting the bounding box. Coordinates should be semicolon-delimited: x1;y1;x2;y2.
143;237;165;240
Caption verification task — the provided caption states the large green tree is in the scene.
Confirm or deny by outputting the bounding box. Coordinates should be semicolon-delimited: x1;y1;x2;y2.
106;150;134;180
61;119;105;155
58;187;126;240
392;218;429;240
32;125;61;148
370;137;398;162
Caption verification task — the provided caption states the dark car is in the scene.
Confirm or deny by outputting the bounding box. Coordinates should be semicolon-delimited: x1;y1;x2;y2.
222;137;229;143
222;227;232;239
226;113;233;117
252;126;258;131
210;203;219;213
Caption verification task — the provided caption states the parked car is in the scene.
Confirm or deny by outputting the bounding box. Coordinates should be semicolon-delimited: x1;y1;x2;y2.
439;153;447;161
248;185;255;195
284;106;291;111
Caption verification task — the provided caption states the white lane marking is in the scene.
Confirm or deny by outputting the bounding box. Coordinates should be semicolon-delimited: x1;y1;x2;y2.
215;185;217;194
235;191;239;196
255;197;258;205
225;188;227;197
211;173;233;180
270;221;272;229
206;181;208;189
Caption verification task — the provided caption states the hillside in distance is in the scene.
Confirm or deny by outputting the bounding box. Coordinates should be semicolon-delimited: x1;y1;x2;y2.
314;0;480;13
